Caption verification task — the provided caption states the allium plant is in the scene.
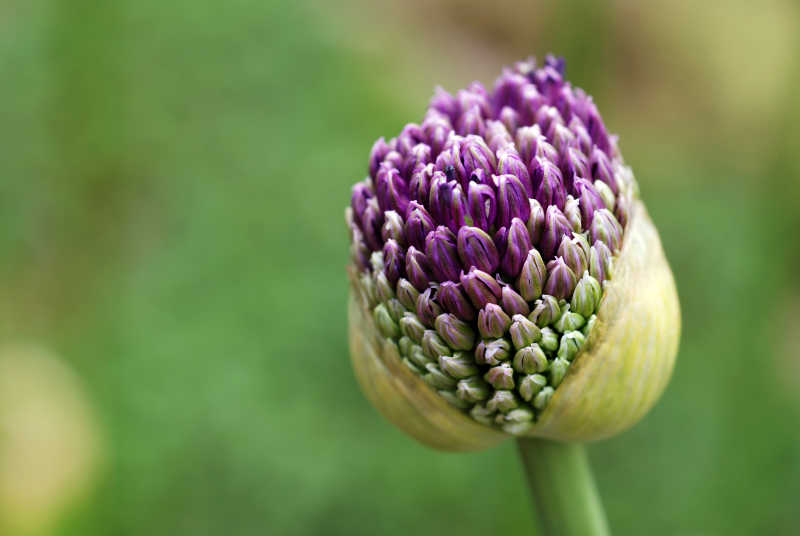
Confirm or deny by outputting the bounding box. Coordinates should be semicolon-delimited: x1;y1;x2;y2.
345;56;680;535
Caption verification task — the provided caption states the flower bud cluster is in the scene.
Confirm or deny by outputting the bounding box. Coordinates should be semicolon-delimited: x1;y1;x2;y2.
347;56;637;434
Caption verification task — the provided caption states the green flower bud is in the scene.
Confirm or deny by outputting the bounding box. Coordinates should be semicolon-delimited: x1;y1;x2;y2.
484;363;515;390
539;327;559;353
571;272;602;317
487;390;519;413
558;330;586;361
519;373;547;401
582;314;597;337
395;278;420;311
533;386;555;410
359;273;377;308
421;330;450;360
402;357;421;374
594;180;615;211
529;295;560;327
478;303;512;339
408;344;433;368
475;338;511;366
386;298;406;322
554;307;586;333
550;357;570;387
399;313;425;343
499;407;535;435
374;303;400;338
438;389;471;409
375;270;394;303
513;344;549;374
423;363;457;390
398;336;414;357
564;195;582;232
439;352;480;379
469;403;495;425
518;248;547;301
435;313;475;350
509;314;542;349
457;377;491;403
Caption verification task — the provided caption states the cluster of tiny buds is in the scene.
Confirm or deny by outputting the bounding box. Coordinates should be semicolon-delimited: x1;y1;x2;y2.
347;56;636;433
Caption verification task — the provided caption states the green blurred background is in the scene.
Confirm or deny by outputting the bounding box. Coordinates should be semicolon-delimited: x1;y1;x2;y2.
2;0;800;534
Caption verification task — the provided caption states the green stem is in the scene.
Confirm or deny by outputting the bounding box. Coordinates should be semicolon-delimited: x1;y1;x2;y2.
517;438;610;536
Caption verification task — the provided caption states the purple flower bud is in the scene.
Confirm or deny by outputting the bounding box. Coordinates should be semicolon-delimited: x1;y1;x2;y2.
409;164;434;203
515;125;543;166
517;248;547;301
501;217;532;278
545;54;566;75
501;286;530;316
425;226;461;282
421;113;452;155
381;210;406;246
434;146;466;185
443;183;470;233
404;201;434;251
457;226;499;274
349;224;370;272
544;257;577;299
416;287;443;327
564;195;582;232
590;208;623;252
457;105;485;136
531;157;566;211
585;103;611;154
574;177;607;226
548;122;575;154
438;281;476;321
478;303;512;338
402;143;432;178
492;72;527;111
397;123;425;154
535;105;563;134
382;149;404;170
461;136;496;179
615;194;630;229
527;198;545;244
460;267;502;309
405;246;432;291
427;172;452;223
360;198;384;251
435;313;475;350
467;181;496;232
589;241;613;281
560;147;589;189
540;205;572;260
369;137;390;179
557;235;588;276
590;147;617;194
458;83;491;118
485;120;514;153
498;106;520;133
497;148;533;197
382;239;405;286
430;86;458;120
519;84;544;125
375;165;409;215
569;117;593;154
495;174;531;228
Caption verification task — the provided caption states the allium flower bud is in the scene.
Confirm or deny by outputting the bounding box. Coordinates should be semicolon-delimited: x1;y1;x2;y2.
438;281;476;321
571;272;602;317
460;267;502;309
457;226;499;274
509;314;542;349
435;313;475;350
501;217;533;278
501;286;530;317
529;295;561;327
544;257;577;299
513;344;549;374
517;248;547;301
477;303;512;339
347;57;680;452
416;287;442;327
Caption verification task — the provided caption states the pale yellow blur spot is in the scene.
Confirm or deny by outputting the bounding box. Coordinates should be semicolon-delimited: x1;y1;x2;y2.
0;345;102;535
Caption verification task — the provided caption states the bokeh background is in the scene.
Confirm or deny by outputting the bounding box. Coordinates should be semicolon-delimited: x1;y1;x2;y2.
2;0;800;534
